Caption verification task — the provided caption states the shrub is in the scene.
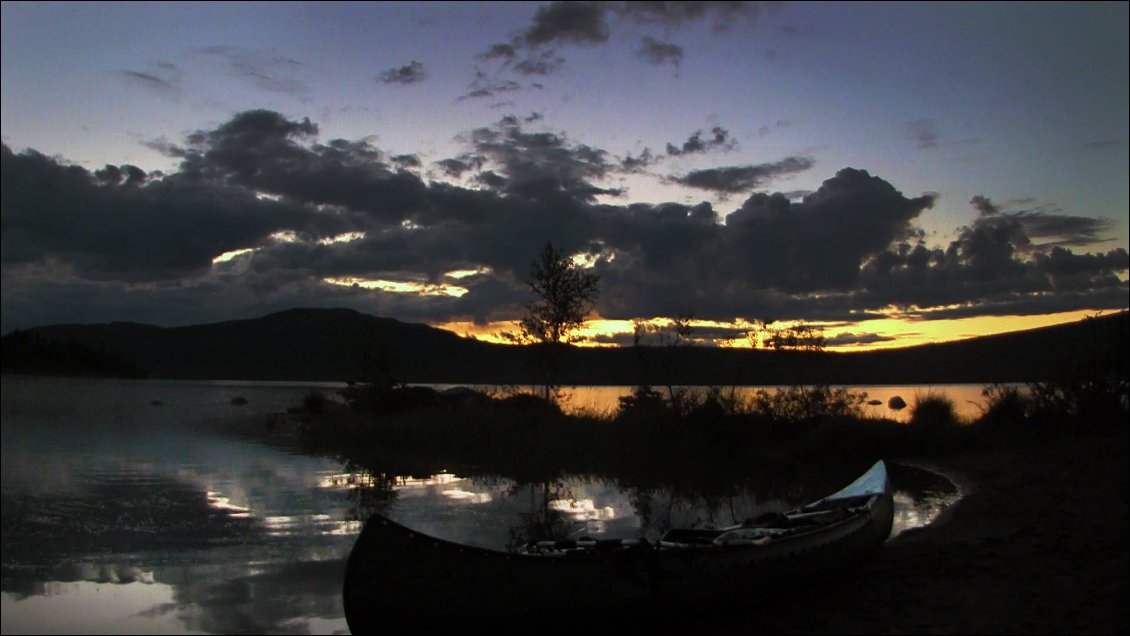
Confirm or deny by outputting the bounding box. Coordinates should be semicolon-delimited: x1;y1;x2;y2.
977;384;1029;429
1026;312;1128;429
616;385;671;422
303;390;328;415
747;385;867;424
909;392;959;430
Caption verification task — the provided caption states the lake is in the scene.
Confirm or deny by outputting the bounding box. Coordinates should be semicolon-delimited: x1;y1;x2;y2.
1;377;964;635
520;383;997;422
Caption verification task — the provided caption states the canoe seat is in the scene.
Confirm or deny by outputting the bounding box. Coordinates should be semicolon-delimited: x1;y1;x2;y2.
660;528;724;545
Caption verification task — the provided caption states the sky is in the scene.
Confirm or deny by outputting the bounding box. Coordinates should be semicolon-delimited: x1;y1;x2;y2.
2;1;1127;350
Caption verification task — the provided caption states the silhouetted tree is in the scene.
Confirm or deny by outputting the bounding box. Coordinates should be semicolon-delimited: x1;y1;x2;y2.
621;314;697;418
510;242;600;401
746;321;865;422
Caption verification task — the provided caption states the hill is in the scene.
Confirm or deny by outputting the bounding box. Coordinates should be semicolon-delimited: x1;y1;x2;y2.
2;308;1126;385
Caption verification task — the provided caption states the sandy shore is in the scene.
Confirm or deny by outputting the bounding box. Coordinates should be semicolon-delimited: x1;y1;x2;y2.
697;427;1130;634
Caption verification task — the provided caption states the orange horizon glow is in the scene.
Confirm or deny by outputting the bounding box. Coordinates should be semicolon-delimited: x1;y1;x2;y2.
433;308;1122;353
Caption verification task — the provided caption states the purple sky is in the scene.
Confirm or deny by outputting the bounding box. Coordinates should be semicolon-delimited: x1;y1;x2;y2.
2;1;1127;345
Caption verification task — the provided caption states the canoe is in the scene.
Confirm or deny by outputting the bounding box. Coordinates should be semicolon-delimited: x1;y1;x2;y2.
343;460;894;632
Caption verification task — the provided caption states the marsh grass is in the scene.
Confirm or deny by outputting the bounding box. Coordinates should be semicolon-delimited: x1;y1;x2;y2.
300;386;938;493
295;371;1125;498
909;391;962;429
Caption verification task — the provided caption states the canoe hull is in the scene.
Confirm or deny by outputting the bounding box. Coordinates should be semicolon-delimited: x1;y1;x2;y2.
344;462;893;632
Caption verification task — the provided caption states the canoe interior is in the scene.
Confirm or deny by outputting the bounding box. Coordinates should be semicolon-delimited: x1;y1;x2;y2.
344;460;894;633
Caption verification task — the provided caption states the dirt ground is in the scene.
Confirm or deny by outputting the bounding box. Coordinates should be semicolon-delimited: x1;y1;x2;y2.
703;427;1130;634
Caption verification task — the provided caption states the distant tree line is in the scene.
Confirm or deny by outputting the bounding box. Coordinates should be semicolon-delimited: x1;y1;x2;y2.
0;330;146;378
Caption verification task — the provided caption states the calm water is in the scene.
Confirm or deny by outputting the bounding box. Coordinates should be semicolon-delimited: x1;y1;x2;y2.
1;377;963;635
542;383;997;422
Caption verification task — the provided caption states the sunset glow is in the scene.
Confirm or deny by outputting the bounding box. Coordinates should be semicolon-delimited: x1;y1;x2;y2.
323;277;469;298
433;308;1115;352
1;2;1125;344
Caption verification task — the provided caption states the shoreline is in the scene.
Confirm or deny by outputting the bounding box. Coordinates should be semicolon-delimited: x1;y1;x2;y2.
706;428;1130;634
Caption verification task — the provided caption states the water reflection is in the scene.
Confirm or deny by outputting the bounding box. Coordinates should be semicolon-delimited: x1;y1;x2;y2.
2;377;359;635
440;383;1002;423
2;377;961;635
341;464;959;552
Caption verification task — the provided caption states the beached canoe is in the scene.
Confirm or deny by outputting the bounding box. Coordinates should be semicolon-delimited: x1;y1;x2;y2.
343;460;894;632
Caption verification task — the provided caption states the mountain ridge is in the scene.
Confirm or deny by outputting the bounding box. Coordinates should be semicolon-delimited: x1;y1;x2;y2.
3;308;1126;385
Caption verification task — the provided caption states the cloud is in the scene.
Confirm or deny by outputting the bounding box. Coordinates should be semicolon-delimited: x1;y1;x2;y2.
0;144;342;283
458;75;527;100
970;196;1116;247
119;61;184;100
3;110;1125;334
197;46;309;99
1080;139;1122;151
435;155;484;178
513;50;566;76
857;195;1128;316
615;125;738;174
478;44;517;62
611;1;780;30
670;157;814;194
522;1;610;47
665;127;735;156
120;70;180;98
906;119;940;150
825;332;898;347
476;1;780;82
619;148;660;173
391;154;422;168
636;37;683;68
457;115;620;202
377;60;428;85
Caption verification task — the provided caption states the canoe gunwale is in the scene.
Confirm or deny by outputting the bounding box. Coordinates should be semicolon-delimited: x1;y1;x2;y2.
343;460;895;629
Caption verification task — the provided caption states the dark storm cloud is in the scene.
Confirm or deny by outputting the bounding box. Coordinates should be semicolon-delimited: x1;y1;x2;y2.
636;37;683;67
0;144;345;282
174;110;429;223
3;110;1125;334
717;168;937;291
377;60;428;85
523;1;610;47
857;195;1129;317
1015;213;1115;247
435;155;485;178
391;154;422;168
970;196;1115;247
460;115;619;202
670;157;814;194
